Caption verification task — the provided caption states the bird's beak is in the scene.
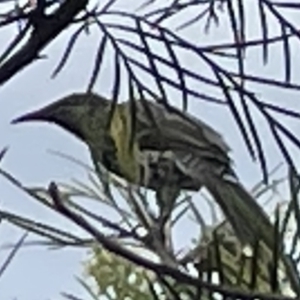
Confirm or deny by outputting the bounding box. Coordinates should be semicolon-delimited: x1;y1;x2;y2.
11;109;48;124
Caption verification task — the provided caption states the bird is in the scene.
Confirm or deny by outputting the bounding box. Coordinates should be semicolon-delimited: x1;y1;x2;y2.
11;92;299;293
10;92;273;244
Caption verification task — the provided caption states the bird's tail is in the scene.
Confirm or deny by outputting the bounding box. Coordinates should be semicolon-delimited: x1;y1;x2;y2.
203;174;271;247
203;173;300;295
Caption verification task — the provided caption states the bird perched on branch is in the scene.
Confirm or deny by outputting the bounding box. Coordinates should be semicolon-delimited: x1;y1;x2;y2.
10;93;294;268
13;92;300;292
11;93;274;245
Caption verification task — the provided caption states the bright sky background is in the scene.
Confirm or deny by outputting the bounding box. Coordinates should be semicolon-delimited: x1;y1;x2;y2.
0;1;300;299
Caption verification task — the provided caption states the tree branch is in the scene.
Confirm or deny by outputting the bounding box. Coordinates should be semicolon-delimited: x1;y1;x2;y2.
49;181;296;300
0;0;88;86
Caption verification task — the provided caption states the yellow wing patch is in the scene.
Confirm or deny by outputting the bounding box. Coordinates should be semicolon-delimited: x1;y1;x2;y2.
109;104;141;184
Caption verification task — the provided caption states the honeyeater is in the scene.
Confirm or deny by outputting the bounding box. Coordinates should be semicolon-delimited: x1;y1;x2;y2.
12;92;299;292
10;92;281;247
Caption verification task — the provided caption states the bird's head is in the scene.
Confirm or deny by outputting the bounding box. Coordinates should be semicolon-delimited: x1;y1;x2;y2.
12;93;111;140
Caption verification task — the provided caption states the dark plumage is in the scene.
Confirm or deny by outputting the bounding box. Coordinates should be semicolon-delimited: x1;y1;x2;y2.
10;93;283;247
13;92;299;293
11;92;269;247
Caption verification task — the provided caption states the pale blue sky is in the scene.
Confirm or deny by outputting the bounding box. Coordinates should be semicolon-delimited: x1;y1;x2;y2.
1;1;300;299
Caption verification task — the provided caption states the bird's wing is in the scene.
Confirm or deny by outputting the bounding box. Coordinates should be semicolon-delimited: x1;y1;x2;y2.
130;100;232;177
135;100;230;151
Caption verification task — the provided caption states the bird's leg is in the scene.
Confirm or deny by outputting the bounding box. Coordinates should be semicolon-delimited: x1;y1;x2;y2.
156;185;179;252
137;149;180;250
156;160;180;252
